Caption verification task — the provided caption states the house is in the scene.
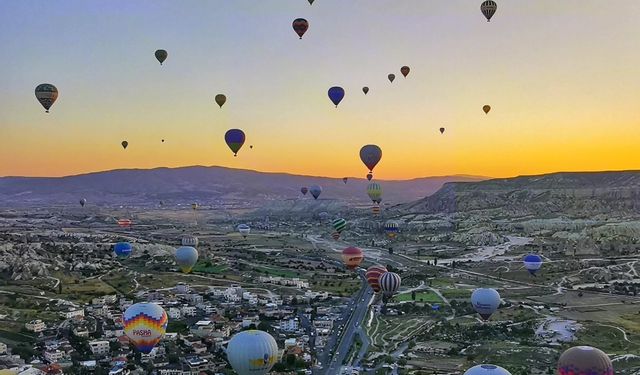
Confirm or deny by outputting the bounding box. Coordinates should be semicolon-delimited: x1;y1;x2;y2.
25;320;46;333
180;306;196;317
88;340;110;356
279;319;299;332
175;283;190;294
61;309;84;320
44;349;67;364
187;294;203;305
168;307;181;320
0;342;7;354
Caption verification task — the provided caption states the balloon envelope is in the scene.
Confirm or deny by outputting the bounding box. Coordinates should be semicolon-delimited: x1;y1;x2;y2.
385;220;399;239
175;246;198;273
483;104;491;114
238;224;250;238
300;187;308;195
332;218;347;234
380;272;401;295
309;185;322;200
366;173;373;181
292;18;309;39
400;66;410;77
181;235;199;247
362;87;369;95
114;242;133;259
360;145;382;172
79;198;86;207
225;129;246;156
215;94;227;108
523;254;542;275
366;265;387;293
342;247;364;270
557;346;613;375
388;74;395;83
227;330;279;375
123;303;168;354
440;127;445;134
481;1;497;22
155;49;168;65
464;365;512;375
121;141;128;149
367;182;383;203
328;86;345;107
35;84;58;113
471;288;500;320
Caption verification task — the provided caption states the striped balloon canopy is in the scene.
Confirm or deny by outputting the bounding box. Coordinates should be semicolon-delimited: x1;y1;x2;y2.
380;271;401;296
341;247;364;270
366;265;387;293
123;303;168;354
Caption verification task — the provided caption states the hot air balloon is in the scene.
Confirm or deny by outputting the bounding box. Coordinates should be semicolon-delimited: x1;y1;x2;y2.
471;288;500;320
328;86;345;107
309;185;322;200
238;224;250;238
366;173;373;181
483;105;491;114
342;247;364;270
123;303;168;354
360;145;382;174
308;0;314;4
332;218;347;239
35;84;58;113
439;127;445;134
292;18;309;39
191;203;198;211
215;94;226;108
181;235;198;247
114;242;133;259
400;66;410;78
225;129;246;156
367;182;383;204
362;87;369;95
175;246;198;273
384;220;399;239
523;254;542;275
79;198;86;207
342;177;348;184
481;1;497;22
227;330;279;375
161;139;165;143
121;141;128;149
372;205;381;216
366;265;387;293
388;74;395;83
557;346;613;375
117;219;132;228
300;187;308;196
331;232;340;240
380;272;401;296
464;365;512;375
155;49;168;65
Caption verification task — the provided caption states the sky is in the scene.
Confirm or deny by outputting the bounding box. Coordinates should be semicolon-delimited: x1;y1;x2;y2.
1;0;640;180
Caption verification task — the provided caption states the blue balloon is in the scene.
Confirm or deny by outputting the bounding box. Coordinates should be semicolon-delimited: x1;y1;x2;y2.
328;86;345;107
114;242;132;259
523;254;543;275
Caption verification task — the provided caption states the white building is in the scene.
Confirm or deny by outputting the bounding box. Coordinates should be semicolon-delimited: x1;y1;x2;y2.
44;350;66;363
88;340;110;356
279;318;299;332
25;320;46;333
187;294;203;304
176;283;190;294
181;305;197;317
0;342;7;354
62;309;85;320
168;307;182;320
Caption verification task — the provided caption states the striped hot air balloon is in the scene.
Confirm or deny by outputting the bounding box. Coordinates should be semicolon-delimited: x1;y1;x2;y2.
384;220;399;239
366;265;387;293
123;303;168;354
181;235;199;247
379;271;401;296
372;205;381;216
331;218;347;239
117;219;132;228
367;182;383;203
523;254;542;275
341;247;364;270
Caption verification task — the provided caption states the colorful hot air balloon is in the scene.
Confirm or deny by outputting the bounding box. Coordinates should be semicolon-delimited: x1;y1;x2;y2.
400;66;410;78
79;198;86;207
372;204;381;216
181;235;199;247
227;330;279;375
191;203;198;211
292;18;309;39
464;365;512;375
215;94;227;108
367;182;383;204
331;232;340;240
155;49;168;65
309;185;322;200
481;1;497;22
362;87;369;95
366;265;387;293
332;218;347;238
35;84;58;113
238;224;250;238
360;145;382;173
366;173;373;181
117;219;132;228
380;272;401;296
342;247;364;270
123;303;168;354
557;346;613;375
439;127;445;134
175;246;198;273
225;129;246;156
300;187;308;196
523;254;542;275
342;177;348;184
388;74;395;83
328;86;345;107
384;220;399;239
483;105;491;114
471;288;500;320
114;242;133;259
121;141;128;149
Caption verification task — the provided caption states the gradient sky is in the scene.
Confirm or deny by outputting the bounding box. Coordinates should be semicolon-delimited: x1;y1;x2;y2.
1;0;640;179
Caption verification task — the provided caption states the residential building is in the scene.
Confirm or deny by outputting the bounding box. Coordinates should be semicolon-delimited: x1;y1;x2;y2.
25;320;46;333
168;307;181;320
44;350;66;364
88;340;110;356
0;342;7;354
181;306;196;317
279;318;299;332
62;309;84;320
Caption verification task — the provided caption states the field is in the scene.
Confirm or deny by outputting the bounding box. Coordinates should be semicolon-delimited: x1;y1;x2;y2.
393;291;442;303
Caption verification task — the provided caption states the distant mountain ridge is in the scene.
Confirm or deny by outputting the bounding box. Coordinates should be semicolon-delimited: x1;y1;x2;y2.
0;165;486;206
400;170;640;217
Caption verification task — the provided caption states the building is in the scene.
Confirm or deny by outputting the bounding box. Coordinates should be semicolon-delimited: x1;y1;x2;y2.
168;307;181;320
279;318;299;332
181;306;197;317
62;309;84;320
88;340;110;356
0;342;7;354
44;350;66;364
25;320;46;333
176;283;190;294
